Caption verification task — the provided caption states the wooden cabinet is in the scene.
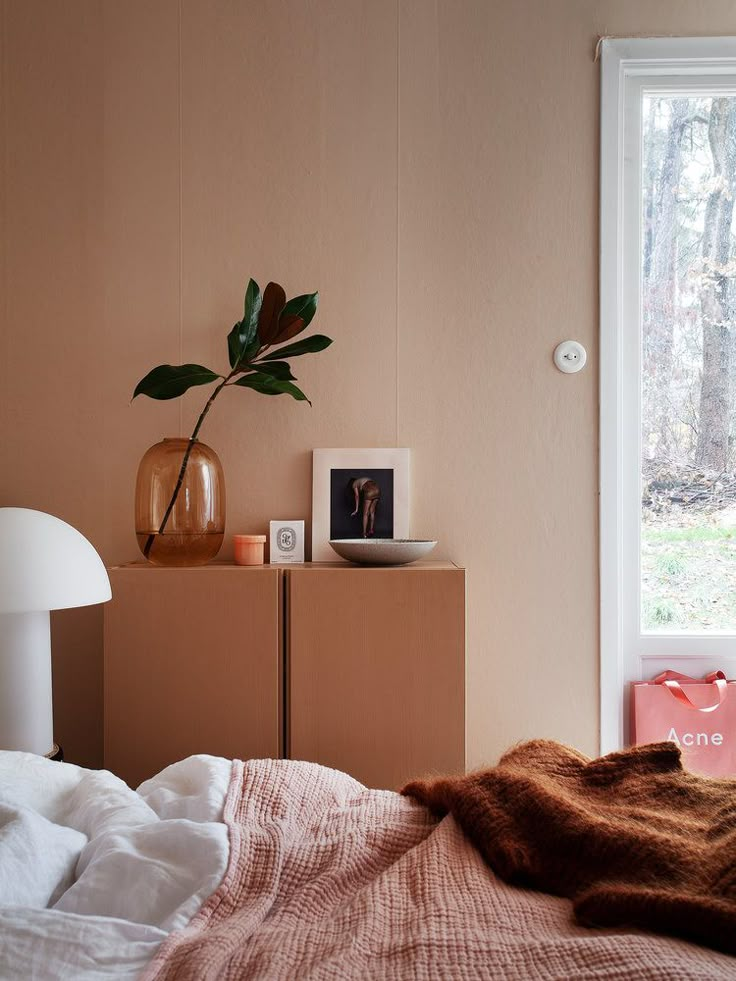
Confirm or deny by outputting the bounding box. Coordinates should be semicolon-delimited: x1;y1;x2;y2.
104;562;464;789
104;565;282;788
287;563;465;789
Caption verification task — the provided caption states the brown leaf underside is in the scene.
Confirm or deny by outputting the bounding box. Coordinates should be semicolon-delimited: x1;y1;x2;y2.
257;281;287;345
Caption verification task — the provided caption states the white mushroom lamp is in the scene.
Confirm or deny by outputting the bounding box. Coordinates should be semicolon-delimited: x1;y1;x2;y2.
0;507;111;755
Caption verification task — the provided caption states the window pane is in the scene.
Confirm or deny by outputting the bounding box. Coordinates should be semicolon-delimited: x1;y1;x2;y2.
641;93;736;632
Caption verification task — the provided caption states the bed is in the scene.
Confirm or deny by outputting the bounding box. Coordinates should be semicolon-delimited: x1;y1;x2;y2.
0;746;733;980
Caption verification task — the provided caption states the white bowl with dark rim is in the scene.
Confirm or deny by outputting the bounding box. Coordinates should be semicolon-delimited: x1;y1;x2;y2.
328;539;438;566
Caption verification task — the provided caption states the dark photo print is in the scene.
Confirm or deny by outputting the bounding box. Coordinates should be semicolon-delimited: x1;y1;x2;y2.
329;468;394;540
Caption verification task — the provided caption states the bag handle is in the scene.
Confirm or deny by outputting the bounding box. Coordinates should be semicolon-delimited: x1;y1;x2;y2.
653;670;728;713
653;669;725;685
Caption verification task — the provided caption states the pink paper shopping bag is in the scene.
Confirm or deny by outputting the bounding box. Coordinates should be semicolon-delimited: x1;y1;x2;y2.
631;670;736;777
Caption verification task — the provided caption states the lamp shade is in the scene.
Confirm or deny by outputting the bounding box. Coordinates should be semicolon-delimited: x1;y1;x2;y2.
0;508;111;614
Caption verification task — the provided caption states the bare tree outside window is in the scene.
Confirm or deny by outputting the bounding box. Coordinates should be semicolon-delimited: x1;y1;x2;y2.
642;94;736;631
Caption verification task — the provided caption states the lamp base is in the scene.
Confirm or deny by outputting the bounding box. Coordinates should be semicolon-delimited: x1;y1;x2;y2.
0;611;54;755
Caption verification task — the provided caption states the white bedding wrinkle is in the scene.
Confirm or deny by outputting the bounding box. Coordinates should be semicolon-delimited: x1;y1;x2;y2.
54;819;229;933
0;803;86;907
137;753;232;822
57;769;160;838
0;751;232;981
0;751;87;819
0;909;167;981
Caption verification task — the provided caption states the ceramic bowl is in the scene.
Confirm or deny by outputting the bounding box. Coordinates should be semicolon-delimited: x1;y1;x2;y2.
328;539;438;566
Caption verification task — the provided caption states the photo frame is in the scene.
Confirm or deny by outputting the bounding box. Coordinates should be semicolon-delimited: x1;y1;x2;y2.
311;448;410;561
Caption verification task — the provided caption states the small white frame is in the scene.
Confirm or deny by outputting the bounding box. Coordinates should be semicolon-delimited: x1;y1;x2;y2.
269;520;305;564
311;448;410;561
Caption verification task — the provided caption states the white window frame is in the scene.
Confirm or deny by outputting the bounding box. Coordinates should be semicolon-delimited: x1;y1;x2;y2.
600;37;736;754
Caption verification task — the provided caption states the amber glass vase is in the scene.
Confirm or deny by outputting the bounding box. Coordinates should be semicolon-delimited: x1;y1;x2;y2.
135;438;225;566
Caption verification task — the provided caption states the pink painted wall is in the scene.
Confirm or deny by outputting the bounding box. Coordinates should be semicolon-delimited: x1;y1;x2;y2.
1;0;732;769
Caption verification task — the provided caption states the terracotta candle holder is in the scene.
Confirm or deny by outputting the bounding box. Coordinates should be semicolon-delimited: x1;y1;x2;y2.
233;534;266;566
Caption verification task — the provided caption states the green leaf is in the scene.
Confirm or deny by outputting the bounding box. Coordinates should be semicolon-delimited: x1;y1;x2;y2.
252;360;296;381
257;281;287;345
243;277;262;324
281;291;318;324
227;279;262;367
243;335;262;362
132;364;221;400
227;323;243;368
261;334;332;361
276;292;318;341
234;371;311;405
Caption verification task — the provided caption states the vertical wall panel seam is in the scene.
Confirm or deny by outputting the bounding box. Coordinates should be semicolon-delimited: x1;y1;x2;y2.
178;0;183;437
395;0;400;445
0;0;7;405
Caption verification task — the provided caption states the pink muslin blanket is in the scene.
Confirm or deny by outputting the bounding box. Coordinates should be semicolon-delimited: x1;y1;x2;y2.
142;757;735;980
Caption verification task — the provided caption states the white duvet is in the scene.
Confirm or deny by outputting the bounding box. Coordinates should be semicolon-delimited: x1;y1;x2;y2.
0;751;232;980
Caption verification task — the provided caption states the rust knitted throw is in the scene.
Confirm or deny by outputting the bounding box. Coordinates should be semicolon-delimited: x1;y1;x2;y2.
402;739;736;955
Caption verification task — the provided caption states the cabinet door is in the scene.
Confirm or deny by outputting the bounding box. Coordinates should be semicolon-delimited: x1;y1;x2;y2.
288;565;465;789
104;565;281;787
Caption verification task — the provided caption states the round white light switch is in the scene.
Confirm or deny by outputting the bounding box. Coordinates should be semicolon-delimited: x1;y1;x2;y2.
553;340;587;373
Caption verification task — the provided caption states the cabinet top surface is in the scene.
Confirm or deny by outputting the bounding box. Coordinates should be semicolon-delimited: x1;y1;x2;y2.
109;560;463;572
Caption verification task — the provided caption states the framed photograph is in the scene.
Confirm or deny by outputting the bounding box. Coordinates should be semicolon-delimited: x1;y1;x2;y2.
269;520;305;564
311;448;410;561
